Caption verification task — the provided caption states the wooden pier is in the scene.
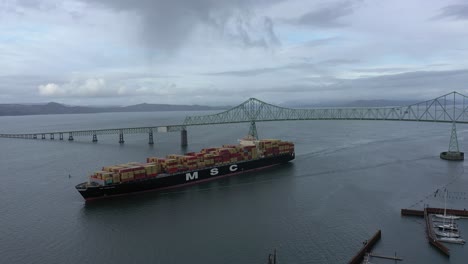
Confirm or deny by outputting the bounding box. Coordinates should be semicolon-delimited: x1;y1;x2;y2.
348;230;382;264
401;207;468;218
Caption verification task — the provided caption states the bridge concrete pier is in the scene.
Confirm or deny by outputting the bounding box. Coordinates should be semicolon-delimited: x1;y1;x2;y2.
248;121;258;139
50;134;54;140
119;131;125;144
440;123;464;161
41;134;45;139
440;151;464;161
148;130;154;145
33;134;37;139
181;129;188;147
68;133;74;141
92;134;98;143
59;133;63;140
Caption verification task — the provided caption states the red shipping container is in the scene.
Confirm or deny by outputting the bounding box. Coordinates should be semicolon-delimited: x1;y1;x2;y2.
167;168;178;174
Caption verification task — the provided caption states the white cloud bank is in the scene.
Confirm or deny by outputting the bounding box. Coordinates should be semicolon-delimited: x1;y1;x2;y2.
38;78;110;97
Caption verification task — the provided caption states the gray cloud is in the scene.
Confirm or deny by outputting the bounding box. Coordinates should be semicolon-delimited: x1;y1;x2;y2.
352;67;412;73
302;37;342;47
15;0;41;9
434;4;468;20
7;0;58;12
204;59;359;77
18;68;468;107
172;69;468;104
264;17;280;46
204;62;317;77
205;66;281;77
292;0;357;27
318;59;359;66
252;69;468;105
81;0;282;52
323;69;468;99
219;69;468;102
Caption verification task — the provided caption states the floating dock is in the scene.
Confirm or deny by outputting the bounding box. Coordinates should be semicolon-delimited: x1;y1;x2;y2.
368;253;403;261
348;230;382;264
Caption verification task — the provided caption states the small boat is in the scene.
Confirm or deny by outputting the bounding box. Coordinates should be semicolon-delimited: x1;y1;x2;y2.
438;236;466;245
434;214;461;220
434;222;458;232
434;229;460;238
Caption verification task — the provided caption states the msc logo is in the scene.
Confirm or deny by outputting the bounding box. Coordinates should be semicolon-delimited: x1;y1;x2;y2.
185;172;198;181
187;165;239;181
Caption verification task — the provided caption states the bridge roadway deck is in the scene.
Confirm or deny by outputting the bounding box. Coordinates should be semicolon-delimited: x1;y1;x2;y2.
0;124;186;139
0;118;467;140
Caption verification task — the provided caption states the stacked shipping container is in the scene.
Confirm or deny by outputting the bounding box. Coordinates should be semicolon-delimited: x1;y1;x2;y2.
88;139;294;186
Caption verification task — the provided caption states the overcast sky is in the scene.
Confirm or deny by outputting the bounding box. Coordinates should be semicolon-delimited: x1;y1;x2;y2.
1;0;468;106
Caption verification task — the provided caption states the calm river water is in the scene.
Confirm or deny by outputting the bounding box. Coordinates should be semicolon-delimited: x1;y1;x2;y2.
1;111;467;263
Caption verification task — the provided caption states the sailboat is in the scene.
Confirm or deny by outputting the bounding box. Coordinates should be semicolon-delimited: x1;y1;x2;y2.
438;236;466;244
434;222;458;232
433;191;465;244
434;189;461;220
434;229;461;238
433;215;459;231
434;217;465;244
433;219;458;232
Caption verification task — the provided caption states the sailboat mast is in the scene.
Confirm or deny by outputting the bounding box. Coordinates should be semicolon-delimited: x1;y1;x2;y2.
444;189;447;217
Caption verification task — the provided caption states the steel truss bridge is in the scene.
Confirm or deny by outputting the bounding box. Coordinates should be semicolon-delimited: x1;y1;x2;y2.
1;91;467;154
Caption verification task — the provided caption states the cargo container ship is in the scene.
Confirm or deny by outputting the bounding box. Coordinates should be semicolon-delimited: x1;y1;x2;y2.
75;138;294;201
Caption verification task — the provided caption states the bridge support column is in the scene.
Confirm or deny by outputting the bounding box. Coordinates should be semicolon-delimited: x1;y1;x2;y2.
59;133;63;140
50;134;54;140
248;121;258;140
440;122;464;161
92;134;98;143
148;130;154;145
181;129;188;147
33;134;37;139
119;131;125;144
41;134;45;139
68;133;74;141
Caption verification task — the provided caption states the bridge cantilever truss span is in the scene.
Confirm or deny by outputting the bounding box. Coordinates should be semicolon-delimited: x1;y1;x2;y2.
183;91;468;126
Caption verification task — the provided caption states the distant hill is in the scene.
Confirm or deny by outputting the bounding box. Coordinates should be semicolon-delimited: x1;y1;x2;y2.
0;102;229;116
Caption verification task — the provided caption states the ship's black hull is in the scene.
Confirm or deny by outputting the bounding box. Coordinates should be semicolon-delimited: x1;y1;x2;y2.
76;153;294;201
